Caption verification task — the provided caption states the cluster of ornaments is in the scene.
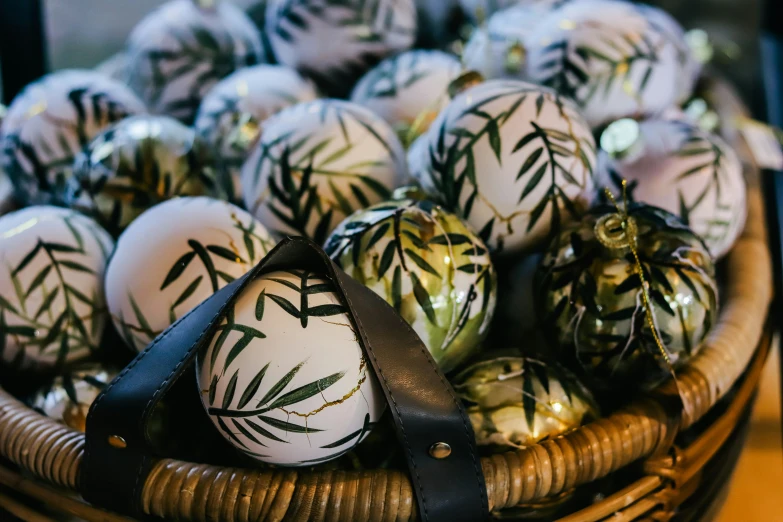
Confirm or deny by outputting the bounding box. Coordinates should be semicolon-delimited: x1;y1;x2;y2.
0;0;748;470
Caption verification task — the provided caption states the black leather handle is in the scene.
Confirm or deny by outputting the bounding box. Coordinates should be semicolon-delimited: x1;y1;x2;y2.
81;237;488;521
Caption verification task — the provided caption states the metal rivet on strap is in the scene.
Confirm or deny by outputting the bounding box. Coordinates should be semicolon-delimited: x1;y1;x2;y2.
108;435;127;449
429;442;451;459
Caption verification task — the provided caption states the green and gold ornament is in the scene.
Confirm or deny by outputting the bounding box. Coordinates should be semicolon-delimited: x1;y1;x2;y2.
125;0;268;123
453;356;598;449
0;70;146;206
264;0;417;98
415;79;596;255
535;199;719;391
0;207;114;371
65;115;231;235
194;65;318;202
32;363;117;432
325;198;497;373
524;0;684;128
351;50;464;146
241;99;408;244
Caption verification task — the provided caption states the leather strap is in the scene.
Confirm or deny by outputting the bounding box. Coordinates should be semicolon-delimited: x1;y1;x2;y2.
81;237;488;521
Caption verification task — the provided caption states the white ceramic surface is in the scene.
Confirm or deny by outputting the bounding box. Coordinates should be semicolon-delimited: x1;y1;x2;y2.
197;269;384;466
126;0;266;123
525;0;681;128
264;0;417;97
0;206;114;370
194;65;318;201
106;197;275;352
351;50;463;140
596;118;746;259
241;99;408;243
0;70;146;205
416;79;596;254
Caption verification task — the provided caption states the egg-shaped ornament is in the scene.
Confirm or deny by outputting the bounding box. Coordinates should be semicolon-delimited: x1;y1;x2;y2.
106;197;275;352
264;0;417;98
0;70;146;206
597;118;745;259
0;207;113;371
198;270;384;466
416;79;596;254
453;357;598;448
32;363;117;432
536;203;719;391
65;115;231;235
525;0;681;128
325;199;497;373
241;99;407;244
125;0;268;124
350;50;463;143
461;1;566;81
194;65;318;202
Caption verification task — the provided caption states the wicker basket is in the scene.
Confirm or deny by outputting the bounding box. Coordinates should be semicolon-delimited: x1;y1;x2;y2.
0;75;772;522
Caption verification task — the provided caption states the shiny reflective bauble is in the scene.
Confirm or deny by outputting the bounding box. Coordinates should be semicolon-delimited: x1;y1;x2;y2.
125;0;266;123
106;197;275;352
351;50;463;142
241;99;407;243
415;79;596;254
325;198;497;373
264;0;417;97
596;118;745;259
0;70;145;205
194;65;318;201
453;356;598;448
197;270;385;466
525;0;682;128
0;207;113;371
32;363;117;432
65;115;231;235
535;203;719;391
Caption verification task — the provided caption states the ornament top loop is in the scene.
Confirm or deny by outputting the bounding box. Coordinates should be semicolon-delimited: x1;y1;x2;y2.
448;71;485;99
594;212;637;254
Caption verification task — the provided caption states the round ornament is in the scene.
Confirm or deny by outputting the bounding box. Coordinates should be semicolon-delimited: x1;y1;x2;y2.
0;70;146;206
125;0;267;123
106;197;275;352
0;207;114;371
194;65;318;201
324;198;497;373
32;363;117;432
264;0;417;98
461;1;566;81
535;203;719;391
350;50;463;142
197;269;384;466
416;79;596;254
525;0;682;128
453;356;598;448
241;99;408;243
65;115;231;235
597;118;745;259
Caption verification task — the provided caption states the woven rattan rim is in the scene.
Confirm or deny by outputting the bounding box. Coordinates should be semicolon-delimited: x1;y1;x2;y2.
0;76;771;522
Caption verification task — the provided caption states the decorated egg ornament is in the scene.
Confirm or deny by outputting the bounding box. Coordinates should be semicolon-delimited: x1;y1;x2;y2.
325;198;497;372
0;70;145;205
198;269;385;466
106;197;275;352
241;99;407;243
415;79;596;254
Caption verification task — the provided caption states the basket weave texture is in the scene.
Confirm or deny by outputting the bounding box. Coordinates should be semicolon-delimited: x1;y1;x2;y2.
0;77;772;522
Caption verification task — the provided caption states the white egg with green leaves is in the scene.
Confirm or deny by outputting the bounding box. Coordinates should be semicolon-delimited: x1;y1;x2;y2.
0;206;113;371
106;197;275;352
325;199;497;373
241;99;408;244
351;50;463;140
415;79;596;254
197;269;384;466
